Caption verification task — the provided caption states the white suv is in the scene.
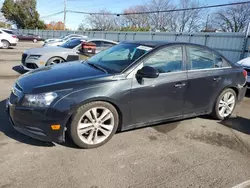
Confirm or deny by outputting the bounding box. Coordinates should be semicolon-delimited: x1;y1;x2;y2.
0;28;18;49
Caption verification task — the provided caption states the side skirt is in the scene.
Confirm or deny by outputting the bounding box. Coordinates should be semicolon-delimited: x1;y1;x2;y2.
120;110;211;132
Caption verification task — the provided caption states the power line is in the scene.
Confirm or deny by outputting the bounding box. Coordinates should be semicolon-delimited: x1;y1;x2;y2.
40;11;64;18
67;1;250;16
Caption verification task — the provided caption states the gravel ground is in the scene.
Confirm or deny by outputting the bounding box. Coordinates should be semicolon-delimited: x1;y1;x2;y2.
0;43;250;188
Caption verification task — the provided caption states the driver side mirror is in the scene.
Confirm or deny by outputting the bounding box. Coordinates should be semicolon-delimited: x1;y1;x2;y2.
136;66;159;78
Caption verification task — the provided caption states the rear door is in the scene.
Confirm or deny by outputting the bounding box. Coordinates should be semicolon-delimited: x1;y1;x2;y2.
184;45;232;114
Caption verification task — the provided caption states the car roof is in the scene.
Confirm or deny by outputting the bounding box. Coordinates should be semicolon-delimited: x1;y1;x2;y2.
88;39;118;44
123;40;217;49
123;40;170;47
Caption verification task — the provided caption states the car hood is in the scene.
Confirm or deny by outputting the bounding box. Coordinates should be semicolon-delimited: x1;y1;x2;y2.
237;57;250;67
17;61;109;93
24;46;72;55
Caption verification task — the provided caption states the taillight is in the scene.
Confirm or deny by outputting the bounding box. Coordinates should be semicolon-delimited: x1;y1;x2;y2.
243;69;247;79
12;35;17;38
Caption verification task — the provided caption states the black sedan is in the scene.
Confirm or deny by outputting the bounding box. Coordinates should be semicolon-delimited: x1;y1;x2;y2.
6;41;247;149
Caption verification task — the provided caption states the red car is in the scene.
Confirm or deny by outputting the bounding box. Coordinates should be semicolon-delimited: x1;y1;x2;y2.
17;33;43;43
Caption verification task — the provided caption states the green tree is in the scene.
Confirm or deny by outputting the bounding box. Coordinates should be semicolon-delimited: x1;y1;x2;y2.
1;0;45;29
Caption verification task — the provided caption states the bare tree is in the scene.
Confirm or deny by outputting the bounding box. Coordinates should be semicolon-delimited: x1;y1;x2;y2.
174;0;204;32
145;0;174;31
212;2;250;32
123;5;149;28
87;9;119;31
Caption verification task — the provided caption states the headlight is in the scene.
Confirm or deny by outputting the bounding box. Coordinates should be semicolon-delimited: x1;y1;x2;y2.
28;55;41;60
22;92;57;107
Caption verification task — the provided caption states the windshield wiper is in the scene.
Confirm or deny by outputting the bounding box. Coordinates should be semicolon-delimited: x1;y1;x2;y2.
86;62;108;73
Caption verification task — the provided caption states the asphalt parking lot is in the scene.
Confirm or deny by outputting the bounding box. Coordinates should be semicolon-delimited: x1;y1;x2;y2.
1;43;250;188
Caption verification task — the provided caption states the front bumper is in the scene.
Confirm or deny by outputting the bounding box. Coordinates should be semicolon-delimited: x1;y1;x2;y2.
6;96;70;143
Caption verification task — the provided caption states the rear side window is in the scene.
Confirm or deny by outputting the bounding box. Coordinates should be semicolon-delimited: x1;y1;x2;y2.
187;46;230;70
3;30;14;34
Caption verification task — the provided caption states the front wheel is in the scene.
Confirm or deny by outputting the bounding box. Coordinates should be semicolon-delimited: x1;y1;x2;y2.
212;88;237;120
69;101;119;149
46;57;65;66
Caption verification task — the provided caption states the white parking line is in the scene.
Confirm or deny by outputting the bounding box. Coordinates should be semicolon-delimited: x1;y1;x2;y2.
232;180;250;188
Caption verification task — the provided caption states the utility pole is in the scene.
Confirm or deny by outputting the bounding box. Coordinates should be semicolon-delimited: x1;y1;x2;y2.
205;14;210;30
64;0;67;30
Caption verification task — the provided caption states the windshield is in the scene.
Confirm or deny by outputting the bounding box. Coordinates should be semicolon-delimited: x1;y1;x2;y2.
86;43;152;73
59;38;82;49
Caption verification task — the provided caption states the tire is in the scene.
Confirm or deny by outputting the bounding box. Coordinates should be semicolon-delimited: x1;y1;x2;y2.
33;39;38;43
69;101;119;149
212;88;237;120
46;57;65;66
2;40;10;49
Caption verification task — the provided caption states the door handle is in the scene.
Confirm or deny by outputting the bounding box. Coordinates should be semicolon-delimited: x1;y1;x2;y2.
213;77;222;82
175;83;186;88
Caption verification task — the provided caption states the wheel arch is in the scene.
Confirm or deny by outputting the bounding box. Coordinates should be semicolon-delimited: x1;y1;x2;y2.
66;97;123;132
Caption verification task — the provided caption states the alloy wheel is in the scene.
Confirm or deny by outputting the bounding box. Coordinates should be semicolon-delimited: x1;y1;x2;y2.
2;41;9;49
218;91;236;118
77;107;115;145
48;58;65;65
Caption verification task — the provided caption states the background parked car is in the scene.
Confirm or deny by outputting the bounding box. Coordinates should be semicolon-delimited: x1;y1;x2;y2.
44;34;87;46
17;33;43;43
0;28;18;49
21;38;85;70
236;56;250;88
85;39;118;53
21;38;117;71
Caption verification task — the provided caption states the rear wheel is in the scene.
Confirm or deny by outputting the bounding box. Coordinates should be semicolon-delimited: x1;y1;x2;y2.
69;101;119;149
2;40;10;49
212;88;236;120
46;57;65;66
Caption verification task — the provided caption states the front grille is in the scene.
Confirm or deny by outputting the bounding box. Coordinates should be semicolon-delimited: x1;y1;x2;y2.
21;53;28;65
26;63;38;69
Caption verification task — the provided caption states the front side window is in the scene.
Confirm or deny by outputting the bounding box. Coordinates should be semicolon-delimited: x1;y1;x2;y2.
144;46;183;73
86;43;152;73
187;46;230;70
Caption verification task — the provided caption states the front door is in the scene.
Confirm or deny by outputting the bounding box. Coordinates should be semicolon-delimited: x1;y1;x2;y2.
129;45;188;124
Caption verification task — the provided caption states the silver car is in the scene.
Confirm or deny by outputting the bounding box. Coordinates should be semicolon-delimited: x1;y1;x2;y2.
44;34;86;43
21;38;118;71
